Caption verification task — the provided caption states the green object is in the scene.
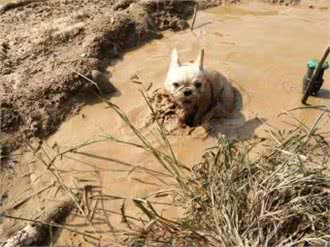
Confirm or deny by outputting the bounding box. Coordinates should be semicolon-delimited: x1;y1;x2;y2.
302;47;330;104
307;59;329;70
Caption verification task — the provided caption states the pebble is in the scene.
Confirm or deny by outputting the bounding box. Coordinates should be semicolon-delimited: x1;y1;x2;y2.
91;70;117;94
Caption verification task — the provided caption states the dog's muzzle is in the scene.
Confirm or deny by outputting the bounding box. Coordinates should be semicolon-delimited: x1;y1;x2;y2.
183;88;192;97
171;86;198;109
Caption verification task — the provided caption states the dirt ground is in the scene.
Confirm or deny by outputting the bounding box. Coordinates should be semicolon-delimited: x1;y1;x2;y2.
1;0;330;246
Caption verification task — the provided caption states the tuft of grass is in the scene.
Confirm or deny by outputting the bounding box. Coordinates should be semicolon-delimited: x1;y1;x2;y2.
120;99;330;246
181;130;330;247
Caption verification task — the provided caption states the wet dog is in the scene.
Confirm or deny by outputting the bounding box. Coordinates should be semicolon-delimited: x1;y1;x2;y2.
164;49;236;126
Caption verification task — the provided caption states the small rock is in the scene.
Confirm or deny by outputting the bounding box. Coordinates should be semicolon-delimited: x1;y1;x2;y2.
91;70;117;94
113;0;134;10
0;193;8;206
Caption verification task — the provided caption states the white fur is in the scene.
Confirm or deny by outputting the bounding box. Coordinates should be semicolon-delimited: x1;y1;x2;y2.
164;49;205;93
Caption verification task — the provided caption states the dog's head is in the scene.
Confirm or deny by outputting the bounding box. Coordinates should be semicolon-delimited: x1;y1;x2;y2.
164;49;208;111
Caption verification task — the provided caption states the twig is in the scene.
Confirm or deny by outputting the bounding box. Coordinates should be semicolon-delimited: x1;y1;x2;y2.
284;105;328;113
132;178;161;186
274;148;308;161
120;199;133;230
191;3;199;31
89;198;99;222
99;191;115;236
96;208;148;223
133;198;154;220
307;107;328;138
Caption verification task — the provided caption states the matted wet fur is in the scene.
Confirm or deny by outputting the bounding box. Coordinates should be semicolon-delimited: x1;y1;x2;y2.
164;49;236;126
143;86;242;140
144;88;195;133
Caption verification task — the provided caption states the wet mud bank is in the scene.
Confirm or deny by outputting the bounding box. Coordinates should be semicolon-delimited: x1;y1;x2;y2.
0;0;196;159
1;0;330;246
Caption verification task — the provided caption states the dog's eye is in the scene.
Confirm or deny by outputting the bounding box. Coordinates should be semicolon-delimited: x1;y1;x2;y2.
194;81;202;88
173;82;180;88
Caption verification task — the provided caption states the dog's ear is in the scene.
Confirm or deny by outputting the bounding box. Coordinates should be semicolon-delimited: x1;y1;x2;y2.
195;49;204;70
170;48;181;69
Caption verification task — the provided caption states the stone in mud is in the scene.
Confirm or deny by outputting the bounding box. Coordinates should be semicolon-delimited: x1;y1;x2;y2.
91;70;116;94
113;0;135;10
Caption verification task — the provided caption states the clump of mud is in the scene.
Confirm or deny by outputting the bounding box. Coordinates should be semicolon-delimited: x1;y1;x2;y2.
144;88;208;138
144;89;183;127
143;0;195;31
0;0;196;158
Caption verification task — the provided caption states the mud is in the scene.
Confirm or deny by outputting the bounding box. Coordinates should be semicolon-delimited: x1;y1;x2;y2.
1;0;330;246
0;0;195;159
143;88;201;135
144;89;184;127
143;86;242;139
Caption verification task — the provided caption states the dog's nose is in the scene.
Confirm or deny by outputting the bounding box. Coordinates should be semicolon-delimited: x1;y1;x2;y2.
183;89;192;96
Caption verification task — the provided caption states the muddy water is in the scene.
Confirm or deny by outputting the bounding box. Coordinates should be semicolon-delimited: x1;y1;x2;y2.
0;0;15;4
17;1;330;245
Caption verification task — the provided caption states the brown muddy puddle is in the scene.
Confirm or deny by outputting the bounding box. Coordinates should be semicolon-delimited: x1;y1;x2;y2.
0;0;15;4
6;2;330;245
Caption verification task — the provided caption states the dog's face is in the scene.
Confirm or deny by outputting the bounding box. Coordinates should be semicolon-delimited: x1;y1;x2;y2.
164;49;208;111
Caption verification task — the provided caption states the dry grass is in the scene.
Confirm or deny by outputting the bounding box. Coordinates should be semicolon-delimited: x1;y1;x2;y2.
120;96;330;246
180;130;330;247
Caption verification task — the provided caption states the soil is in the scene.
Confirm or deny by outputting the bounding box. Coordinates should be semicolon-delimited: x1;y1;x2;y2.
0;0;196;161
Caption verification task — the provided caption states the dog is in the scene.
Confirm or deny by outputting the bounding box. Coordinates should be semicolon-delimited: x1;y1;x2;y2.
164;48;236;126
